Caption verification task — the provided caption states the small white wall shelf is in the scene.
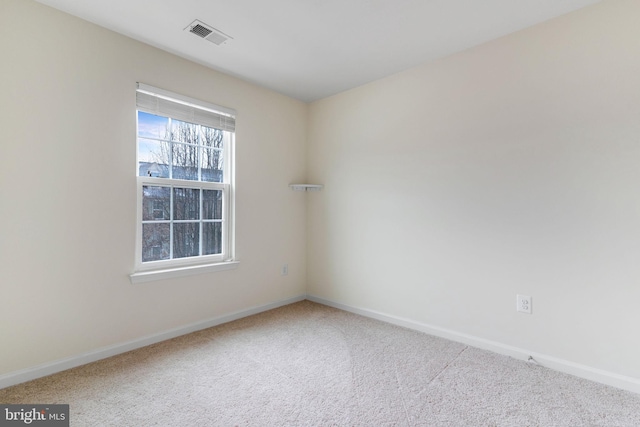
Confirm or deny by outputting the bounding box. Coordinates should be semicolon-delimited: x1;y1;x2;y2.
289;184;323;192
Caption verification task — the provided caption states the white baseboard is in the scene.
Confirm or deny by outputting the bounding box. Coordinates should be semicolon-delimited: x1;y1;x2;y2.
0;294;306;390
4;293;638;395
306;295;640;395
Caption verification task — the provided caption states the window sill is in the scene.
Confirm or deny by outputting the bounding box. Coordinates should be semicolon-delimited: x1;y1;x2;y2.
129;261;239;284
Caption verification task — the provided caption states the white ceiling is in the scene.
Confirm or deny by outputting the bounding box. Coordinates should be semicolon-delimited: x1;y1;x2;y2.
35;0;600;102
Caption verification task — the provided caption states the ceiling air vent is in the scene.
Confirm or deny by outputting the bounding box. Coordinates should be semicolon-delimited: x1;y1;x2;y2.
185;20;232;46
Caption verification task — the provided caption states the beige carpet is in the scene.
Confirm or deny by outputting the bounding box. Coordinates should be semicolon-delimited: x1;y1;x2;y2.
1;301;639;426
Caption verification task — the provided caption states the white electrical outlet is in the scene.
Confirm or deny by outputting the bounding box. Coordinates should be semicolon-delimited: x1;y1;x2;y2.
281;264;288;276
517;294;532;314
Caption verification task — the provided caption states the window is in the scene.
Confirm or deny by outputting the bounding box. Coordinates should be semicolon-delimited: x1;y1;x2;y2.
132;83;236;281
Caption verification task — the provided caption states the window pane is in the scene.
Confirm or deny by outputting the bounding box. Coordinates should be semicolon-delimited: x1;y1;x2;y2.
170;119;198;143
137;111;168;139
171;142;199;180
173;188;199;220
203;222;223;255
138;138;170;178
142;223;170;262
201;126;224;183
201;126;224;149
201;148;223;182
142;186;170;221
203;190;223;220
174;223;199;258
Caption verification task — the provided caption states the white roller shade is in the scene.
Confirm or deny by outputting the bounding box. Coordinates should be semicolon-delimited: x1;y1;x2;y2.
136;83;235;132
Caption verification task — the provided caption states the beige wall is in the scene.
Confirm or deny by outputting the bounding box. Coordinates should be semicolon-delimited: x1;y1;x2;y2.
307;0;640;379
0;0;308;375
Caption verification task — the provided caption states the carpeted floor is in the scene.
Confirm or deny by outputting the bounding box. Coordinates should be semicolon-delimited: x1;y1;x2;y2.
1;300;639;426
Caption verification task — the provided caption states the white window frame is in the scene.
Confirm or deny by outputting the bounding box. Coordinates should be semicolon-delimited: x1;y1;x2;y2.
130;84;237;284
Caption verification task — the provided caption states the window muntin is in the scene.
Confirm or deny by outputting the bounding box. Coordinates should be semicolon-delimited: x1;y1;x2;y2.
135;85;234;271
